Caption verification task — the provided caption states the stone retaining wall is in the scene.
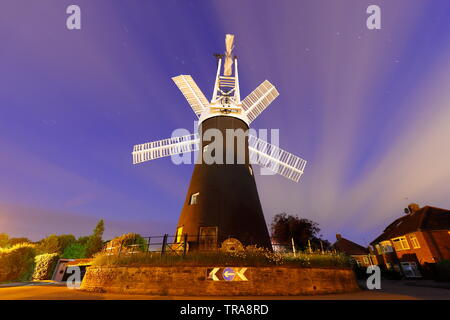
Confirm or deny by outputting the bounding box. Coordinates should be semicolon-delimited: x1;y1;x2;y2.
81;266;359;296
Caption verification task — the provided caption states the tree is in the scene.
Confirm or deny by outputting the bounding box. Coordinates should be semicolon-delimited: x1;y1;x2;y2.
56;234;76;252
270;213;327;250
36;234;60;254
9;237;31;246
77;236;90;246
85;219;105;257
62;242;87;259
0;233;9;248
36;234;76;254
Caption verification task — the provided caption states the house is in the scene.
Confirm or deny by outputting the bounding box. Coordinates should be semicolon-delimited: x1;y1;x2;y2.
370;205;450;278
333;234;376;267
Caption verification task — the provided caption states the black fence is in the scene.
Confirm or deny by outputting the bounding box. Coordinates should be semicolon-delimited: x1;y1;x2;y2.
103;234;218;256
102;234;336;257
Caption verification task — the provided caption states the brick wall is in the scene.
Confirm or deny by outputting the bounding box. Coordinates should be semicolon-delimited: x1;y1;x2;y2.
81;266;359;296
394;231;450;264
396;231;435;264
424;230;450;261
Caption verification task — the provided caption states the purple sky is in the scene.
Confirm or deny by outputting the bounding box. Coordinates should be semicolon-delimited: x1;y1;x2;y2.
1;1;450;245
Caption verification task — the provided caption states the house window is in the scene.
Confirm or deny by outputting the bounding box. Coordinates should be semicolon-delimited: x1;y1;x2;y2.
409;234;420;249
375;244;382;255
380;241;393;253
392;236;410;251
176;226;183;243
189;192;199;205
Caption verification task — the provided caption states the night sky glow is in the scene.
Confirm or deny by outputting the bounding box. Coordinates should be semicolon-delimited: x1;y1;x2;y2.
1;0;450;245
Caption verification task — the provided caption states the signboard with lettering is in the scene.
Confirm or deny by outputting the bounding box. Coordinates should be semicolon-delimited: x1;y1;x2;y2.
206;267;248;281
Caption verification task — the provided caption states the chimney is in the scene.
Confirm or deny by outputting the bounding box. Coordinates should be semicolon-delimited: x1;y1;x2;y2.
405;203;420;214
336;234;342;241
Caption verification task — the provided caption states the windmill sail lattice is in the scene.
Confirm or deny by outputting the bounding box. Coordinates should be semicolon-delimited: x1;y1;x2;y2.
132;134;199;164
248;135;307;182
242;80;279;123
172;75;209;117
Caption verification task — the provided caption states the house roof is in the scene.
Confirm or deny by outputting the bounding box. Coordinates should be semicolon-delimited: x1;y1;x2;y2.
333;236;368;256
371;206;450;245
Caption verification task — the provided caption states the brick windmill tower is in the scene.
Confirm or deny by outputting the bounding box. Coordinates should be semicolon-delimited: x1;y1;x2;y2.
132;35;307;250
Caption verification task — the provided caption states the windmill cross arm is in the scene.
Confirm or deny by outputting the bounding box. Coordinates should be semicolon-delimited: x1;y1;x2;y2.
248;134;307;182
241;80;279;123
172;75;209;117
132;134;199;164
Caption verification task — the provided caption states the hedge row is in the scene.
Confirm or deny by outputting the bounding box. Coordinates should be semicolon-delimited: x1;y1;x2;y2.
32;253;60;281
0;244;36;282
0;244;61;283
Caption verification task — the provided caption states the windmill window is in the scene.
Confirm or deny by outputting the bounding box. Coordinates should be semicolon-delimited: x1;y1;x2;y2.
190;192;199;205
176;226;183;243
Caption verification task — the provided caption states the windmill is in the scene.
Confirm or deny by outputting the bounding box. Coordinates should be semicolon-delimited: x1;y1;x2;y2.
132;35;307;250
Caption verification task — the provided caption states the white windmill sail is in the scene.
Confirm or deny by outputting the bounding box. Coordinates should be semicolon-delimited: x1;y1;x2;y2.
223;34;235;76
248;134;307;182
132;134;199;164
172;75;209;117
242;80;279;123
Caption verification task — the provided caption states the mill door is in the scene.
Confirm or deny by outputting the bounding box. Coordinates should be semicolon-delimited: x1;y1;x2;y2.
199;227;218;251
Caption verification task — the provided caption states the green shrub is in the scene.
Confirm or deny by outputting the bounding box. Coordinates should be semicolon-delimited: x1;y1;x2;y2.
93;246;352;269
0;243;36;282
436;260;450;282
36;234;77;255
32;253;59;280
62;243;87;259
36;234;60;254
9;237;31;246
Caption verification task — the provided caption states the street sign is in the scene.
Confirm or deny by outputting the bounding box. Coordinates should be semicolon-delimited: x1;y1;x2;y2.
206;267;248;281
222;267;235;281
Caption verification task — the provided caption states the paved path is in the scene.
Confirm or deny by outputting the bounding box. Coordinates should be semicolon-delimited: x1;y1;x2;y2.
0;280;449;300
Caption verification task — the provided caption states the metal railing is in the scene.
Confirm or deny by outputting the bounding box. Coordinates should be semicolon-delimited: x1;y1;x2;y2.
102;234;221;257
102;234;336;257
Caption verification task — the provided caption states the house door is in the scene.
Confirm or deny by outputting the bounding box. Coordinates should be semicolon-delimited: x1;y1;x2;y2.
199;227;218;251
